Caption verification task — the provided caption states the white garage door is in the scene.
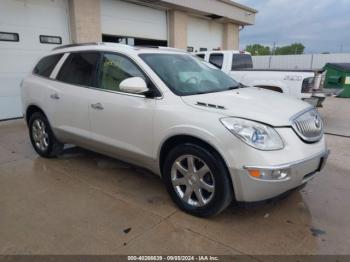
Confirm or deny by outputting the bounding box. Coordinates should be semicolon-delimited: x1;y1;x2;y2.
0;0;70;120
101;0;167;41
187;16;223;52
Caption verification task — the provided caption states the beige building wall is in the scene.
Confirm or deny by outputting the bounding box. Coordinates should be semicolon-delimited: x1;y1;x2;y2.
168;10;188;50
67;0;246;50
223;23;240;50
68;0;102;43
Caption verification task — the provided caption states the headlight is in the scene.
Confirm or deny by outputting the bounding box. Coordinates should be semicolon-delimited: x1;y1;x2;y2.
220;118;284;151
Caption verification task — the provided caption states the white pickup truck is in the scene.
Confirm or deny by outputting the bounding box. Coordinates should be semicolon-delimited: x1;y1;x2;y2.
195;50;326;107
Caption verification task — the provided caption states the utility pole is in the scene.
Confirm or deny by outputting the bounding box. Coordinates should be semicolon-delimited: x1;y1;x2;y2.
269;42;276;69
272;42;276;55
310;53;314;70
340;44;343;53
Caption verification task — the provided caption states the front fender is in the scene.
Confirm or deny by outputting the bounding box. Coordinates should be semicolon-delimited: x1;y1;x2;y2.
155;125;229;173
157;125;223;156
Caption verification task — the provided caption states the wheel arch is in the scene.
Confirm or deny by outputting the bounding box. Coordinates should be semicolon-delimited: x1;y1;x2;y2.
25;104;47;125
158;135;234;192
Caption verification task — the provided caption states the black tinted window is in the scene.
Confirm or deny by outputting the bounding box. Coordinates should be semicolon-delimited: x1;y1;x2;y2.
33;54;63;77
196;54;205;59
57;52;100;87
232;54;253;69
209;53;223;69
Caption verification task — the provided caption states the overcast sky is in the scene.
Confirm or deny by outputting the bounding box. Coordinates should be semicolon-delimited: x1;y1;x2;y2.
236;0;350;54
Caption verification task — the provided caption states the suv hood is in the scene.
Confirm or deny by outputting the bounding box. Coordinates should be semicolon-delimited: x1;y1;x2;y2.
181;87;311;126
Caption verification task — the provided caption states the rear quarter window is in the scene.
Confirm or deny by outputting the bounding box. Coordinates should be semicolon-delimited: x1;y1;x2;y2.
196;54;205;59
209;53;224;69
56;52;100;87
231;54;253;70
33;54;64;78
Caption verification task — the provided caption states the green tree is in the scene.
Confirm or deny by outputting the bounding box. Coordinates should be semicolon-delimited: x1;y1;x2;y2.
245;44;271;56
275;43;305;55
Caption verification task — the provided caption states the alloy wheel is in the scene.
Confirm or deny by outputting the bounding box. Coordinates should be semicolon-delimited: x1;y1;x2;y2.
31;119;49;152
171;154;215;207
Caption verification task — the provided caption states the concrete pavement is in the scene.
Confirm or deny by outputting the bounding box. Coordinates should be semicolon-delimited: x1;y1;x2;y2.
0;97;349;255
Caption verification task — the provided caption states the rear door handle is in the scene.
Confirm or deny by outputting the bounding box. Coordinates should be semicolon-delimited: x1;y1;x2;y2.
50;93;60;100
91;102;104;110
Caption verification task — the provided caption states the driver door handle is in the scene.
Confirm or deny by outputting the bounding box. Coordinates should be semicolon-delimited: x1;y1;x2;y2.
91;102;104;110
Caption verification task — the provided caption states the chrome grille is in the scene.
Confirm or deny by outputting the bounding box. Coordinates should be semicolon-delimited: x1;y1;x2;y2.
291;108;324;142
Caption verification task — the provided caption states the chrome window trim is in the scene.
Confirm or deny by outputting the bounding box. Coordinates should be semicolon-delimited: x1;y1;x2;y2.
87;86;147;98
32;73;150;99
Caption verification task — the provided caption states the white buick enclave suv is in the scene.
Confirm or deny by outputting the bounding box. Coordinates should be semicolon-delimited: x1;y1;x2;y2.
21;43;328;217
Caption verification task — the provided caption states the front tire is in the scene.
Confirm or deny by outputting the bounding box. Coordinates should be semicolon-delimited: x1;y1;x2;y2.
29;112;63;158
163;143;233;217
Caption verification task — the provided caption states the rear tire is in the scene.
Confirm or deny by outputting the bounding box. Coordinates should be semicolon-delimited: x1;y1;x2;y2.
28;112;63;158
162;143;233;217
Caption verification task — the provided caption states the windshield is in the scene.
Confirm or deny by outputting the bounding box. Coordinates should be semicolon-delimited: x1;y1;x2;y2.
139;53;239;96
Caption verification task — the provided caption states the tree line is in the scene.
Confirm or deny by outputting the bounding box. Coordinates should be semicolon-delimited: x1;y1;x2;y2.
245;43;305;56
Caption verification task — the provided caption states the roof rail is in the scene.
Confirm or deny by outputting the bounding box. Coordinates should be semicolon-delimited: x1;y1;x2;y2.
158;46;185;52
52;43;186;52
52;42;101;51
134;45;185;52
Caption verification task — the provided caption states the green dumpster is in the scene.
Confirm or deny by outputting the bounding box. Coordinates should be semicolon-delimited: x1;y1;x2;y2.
323;63;350;98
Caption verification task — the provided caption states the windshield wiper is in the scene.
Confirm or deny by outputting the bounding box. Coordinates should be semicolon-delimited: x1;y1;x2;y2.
228;83;246;90
227;85;239;90
187;85;243;96
191;91;214;95
238;82;247;88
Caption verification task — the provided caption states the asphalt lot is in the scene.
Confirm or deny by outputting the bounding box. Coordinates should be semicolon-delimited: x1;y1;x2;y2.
0;97;349;256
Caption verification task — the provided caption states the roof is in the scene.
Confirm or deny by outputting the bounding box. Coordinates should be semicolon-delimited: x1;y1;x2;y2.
51;42;188;55
195;50;251;55
219;0;258;13
154;0;256;25
325;63;350;72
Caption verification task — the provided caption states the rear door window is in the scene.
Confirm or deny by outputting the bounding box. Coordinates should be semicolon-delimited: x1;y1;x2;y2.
209;53;224;69
231;54;253;69
57;52;100;87
33;54;63;78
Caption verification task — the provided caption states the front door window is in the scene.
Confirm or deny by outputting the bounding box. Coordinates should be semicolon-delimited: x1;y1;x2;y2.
98;53;145;92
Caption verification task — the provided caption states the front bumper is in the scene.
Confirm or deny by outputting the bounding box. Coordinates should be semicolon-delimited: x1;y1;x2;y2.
231;150;329;202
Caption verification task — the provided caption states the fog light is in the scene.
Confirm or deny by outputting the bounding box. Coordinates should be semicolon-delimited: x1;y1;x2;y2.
248;169;289;181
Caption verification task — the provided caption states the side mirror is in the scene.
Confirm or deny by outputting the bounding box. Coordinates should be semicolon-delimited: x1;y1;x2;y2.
119;77;149;95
